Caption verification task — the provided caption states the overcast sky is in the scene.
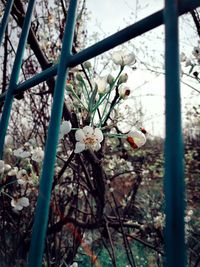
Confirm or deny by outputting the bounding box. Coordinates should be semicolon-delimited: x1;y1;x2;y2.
84;0;199;137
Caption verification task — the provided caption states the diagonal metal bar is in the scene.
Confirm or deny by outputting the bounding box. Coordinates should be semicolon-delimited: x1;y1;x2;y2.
0;0;36;159
0;0;14;46
27;1;78;266
0;0;199;103
164;0;186;266
0;64;57;102
68;0;200;68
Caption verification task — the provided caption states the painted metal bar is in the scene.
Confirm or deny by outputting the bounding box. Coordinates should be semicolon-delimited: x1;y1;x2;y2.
0;0;36;159
164;0;186;267
0;0;199;103
27;1;78;266
69;0;200;68
0;64;57;102
0;0;14;46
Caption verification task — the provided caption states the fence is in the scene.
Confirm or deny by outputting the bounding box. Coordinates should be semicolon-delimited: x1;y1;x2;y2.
0;0;199;266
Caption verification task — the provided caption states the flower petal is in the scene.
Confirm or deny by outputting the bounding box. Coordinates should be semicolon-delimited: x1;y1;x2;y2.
11;199;17;208
112;50;136;67
15;205;23;211
112;51;123;65
95;77;108;94
82;126;94;136
59;120;72;139
19;197;29;207
31;147;44;163
94;142;101;151
11;199;23;211
75;129;85;142
123;53;136;65
74;142;85;153
94;128;104;143
127;130;146;148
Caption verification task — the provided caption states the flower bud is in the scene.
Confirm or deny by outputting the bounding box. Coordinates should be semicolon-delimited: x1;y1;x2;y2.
66;83;73;91
95;77;108;95
118;73;128;84
107;74;114;85
126;129;146;149
83;61;92;69
5;135;13;146
75;73;83;82
118;84;131;99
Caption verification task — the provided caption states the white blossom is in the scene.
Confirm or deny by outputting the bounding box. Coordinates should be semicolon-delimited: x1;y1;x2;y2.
187;210;193;216
11;197;29;211
17;169;28;185
8;167;18;176
31;147;44;163
4;164;11;172
118;84;131;99
95;77;108;95
5;135;13;147
74;126;103;153
59;120;72;139
118;73;128;84
13;148;31;159
107;74;114;85
112;50;136;67
154;213;165;229
127;130;146;149
83;61;92;69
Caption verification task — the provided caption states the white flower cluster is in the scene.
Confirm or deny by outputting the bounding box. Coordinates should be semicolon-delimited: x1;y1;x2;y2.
1;50;148;218
13;144;44;163
11;197;29;211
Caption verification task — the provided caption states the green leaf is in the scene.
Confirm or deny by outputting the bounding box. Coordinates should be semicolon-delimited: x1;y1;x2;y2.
88;84;98;112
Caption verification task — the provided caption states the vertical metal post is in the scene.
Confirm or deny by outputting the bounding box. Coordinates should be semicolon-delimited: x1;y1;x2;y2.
164;1;186;267
0;0;14;46
0;0;36;159
27;1;78;266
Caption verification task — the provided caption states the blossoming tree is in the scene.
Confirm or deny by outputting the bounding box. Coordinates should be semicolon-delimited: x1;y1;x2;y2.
0;1;199;267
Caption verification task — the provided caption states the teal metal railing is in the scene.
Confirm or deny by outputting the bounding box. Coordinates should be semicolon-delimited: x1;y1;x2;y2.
164;1;186;266
0;0;199;266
